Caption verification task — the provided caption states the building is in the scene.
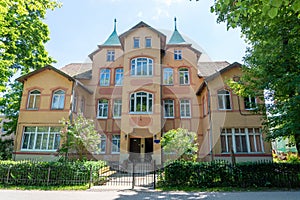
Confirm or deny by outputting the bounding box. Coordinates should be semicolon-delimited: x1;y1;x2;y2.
13;20;272;163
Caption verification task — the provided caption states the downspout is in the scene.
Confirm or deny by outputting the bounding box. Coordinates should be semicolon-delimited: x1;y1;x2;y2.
205;80;214;161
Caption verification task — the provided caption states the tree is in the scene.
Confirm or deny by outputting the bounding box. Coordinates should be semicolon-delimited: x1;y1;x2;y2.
59;114;101;160
161;128;198;161
0;1;60;150
211;1;300;154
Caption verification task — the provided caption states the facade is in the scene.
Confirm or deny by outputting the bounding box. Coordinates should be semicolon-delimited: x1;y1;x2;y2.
13;20;272;163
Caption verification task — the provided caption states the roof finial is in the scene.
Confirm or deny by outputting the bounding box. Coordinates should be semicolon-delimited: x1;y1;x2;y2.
174;17;177;31
114;18;117;31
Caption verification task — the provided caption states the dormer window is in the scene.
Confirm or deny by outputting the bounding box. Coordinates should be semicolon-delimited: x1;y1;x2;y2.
134;37;140;48
174;49;182;60
145;37;151;48
107;50;115;62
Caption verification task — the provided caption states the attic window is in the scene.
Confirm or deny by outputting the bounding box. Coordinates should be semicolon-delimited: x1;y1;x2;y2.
134;37;140;48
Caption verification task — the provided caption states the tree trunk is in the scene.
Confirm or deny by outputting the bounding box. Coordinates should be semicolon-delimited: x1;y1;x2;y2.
294;134;300;157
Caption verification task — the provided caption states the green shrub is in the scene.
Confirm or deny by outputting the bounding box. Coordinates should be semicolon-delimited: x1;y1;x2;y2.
0;160;106;186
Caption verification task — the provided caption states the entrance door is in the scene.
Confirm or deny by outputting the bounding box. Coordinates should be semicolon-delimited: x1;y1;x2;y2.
129;138;141;162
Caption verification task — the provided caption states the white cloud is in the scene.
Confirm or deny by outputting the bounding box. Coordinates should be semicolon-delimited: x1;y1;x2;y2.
152;7;170;20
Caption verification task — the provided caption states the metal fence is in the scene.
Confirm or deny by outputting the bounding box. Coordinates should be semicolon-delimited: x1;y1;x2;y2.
97;161;157;189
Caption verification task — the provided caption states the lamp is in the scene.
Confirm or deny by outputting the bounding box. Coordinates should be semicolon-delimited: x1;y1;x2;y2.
125;134;128;140
154;134;157;140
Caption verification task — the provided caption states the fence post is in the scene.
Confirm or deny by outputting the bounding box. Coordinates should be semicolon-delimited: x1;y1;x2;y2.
132;162;135;189
89;166;93;189
153;160;156;189
47;166;51;186
6;165;11;184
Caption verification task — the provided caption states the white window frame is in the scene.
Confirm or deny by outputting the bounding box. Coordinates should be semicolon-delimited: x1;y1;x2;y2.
174;49;182;60
244;96;257;110
113;99;122;118
180;99;191;118
111;134;120;154
27;90;40;110
130;57;153;76
97;99;109;119
115;68;123;86
107;50;115;62
72;93;77;112
130;92;153;114
133;37;140;48
98;134;106;154
179;68;189;85
163;68;173;85
145;37;151;48
218;89;232;110
100;69;110;86
221;128;264;153
51;90;65;110
21;126;60;151
163;99;174;118
80;97;85;114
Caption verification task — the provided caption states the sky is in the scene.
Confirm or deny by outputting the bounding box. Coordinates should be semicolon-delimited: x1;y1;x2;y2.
45;0;247;69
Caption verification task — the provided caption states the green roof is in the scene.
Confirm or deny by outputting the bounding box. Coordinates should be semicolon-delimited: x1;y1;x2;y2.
102;19;121;46
168;17;186;44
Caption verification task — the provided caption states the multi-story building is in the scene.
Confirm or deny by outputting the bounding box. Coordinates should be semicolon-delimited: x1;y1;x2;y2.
13;20;272;164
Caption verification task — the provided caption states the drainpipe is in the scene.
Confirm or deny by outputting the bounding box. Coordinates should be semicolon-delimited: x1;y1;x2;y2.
205;80;213;161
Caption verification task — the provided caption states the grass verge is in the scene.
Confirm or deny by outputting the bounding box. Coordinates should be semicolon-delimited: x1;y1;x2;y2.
0;184;90;191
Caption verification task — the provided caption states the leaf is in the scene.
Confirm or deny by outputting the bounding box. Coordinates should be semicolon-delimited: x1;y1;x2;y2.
268;7;278;18
292;1;300;12
270;0;282;8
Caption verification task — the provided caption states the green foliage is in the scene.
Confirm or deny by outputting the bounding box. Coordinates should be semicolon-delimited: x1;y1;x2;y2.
0;139;13;160
59;114;101;160
0;0;60;149
0;160;106;186
161;128;198;161
212;1;300;154
160;160;300;188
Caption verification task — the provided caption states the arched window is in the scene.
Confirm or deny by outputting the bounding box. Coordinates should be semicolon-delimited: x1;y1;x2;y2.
179;68;189;85
27;90;40;110
130;92;153;113
100;69;110;86
163;68;173;85
51;90;65;110
130;57;153;76
115;68;123;86
217;89;231;110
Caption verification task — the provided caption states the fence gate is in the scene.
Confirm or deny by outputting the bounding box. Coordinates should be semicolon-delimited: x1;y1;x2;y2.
98;161;156;189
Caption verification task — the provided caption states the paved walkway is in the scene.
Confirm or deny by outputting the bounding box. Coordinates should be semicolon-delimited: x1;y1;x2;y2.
1;189;300;200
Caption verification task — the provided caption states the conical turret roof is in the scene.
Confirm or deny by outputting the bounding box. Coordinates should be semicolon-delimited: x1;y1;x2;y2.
102;19;121;46
168;17;186;44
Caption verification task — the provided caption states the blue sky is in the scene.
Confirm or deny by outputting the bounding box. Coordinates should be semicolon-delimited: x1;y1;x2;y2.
45;0;247;68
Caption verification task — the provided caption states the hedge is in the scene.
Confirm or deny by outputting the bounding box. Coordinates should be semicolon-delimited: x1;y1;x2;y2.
0;160;106;186
161;160;300;188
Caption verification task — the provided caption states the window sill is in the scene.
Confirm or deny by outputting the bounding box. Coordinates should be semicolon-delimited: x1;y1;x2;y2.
111;152;120;155
130;75;153;77
27;108;39;111
180;116;191;119
20;149;58;152
113;117;121;119
164;117;175;119
97;117;108;119
129;112;153;115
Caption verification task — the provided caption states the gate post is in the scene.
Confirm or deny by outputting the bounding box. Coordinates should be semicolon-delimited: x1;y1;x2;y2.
131;162;135;189
153;160;156;189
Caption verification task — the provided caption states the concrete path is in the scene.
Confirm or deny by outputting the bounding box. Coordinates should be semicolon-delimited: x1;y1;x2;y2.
1;189;300;200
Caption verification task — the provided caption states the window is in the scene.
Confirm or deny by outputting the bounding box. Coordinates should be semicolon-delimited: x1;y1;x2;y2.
27;90;40;110
145;37;151;48
51;90;65;110
134;37;140;48
130;92;153;113
163;99;174;118
97;99;108;118
113;99;122;118
111;135;120;153
163;68;173;85
180;99;191;118
179;68;189;85
244;96;257;110
218;90;231;110
115;68;123;86
100;69;110;86
72;93;77;112
221;128;264;153
203;95;208;116
21;127;60;151
80;97;85;113
174;49;182;60
98;134;106;154
107;50;115;62
130;57;153;76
